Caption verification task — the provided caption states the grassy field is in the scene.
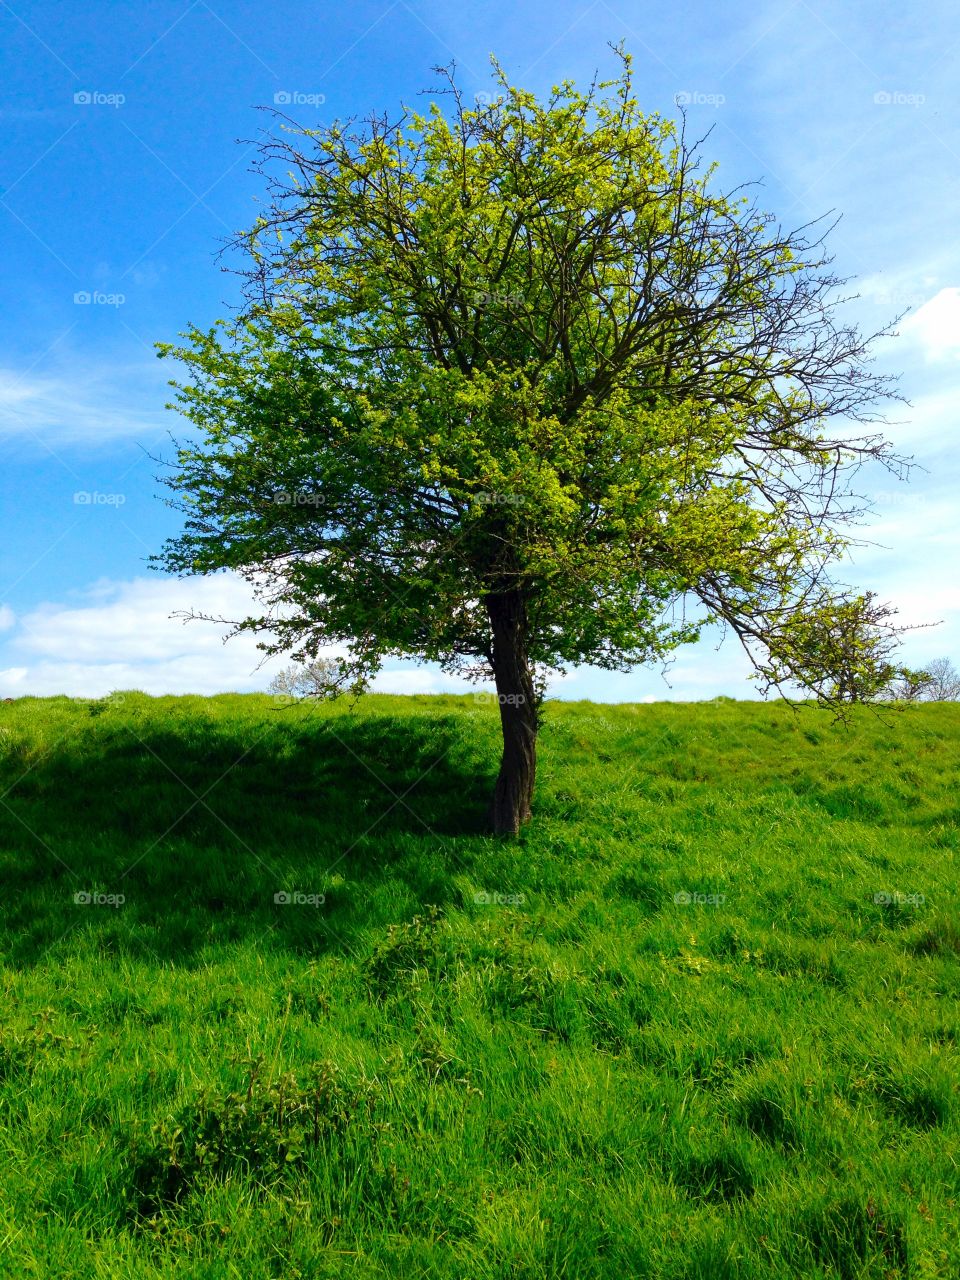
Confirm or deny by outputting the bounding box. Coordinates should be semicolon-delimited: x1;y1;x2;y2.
0;691;957;1278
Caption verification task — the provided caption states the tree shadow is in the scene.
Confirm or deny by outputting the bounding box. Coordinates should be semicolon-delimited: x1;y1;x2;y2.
0;709;496;967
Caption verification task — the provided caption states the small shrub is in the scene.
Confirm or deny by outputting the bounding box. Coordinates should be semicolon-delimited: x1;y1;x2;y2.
127;1058;380;1218
363;905;450;997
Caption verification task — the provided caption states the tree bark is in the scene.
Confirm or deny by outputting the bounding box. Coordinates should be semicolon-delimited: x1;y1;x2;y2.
486;591;538;835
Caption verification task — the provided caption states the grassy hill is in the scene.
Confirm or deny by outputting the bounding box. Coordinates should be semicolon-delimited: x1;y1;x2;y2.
0;692;957;1278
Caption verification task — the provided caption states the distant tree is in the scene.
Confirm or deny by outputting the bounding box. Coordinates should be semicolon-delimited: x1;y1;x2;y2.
877;657;960;703
268;658;344;700
155;49;912;834
920;657;960;701
879;667;934;703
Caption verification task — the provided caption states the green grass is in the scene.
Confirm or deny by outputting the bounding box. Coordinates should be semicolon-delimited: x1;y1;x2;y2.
0;690;958;1278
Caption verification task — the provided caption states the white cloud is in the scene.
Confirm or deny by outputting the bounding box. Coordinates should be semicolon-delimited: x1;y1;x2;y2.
855;269;942;314
370;667;474;695
0;606;15;632
0;362;171;449
0;573;750;702
846;376;960;473
855;490;960;555
16;575;264;665
554;639;761;703
0;575;481;698
2;575;280;696
899;288;960;361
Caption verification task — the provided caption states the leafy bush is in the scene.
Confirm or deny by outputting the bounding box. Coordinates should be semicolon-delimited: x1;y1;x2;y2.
128;1057;380;1218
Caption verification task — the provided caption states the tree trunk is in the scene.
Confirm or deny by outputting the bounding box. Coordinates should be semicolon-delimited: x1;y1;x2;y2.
486;591;538;835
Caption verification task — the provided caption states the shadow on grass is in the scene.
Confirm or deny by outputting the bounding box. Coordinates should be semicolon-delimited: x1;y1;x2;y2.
0;711;496;967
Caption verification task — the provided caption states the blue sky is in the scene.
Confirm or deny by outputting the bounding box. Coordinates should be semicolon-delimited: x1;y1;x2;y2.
1;0;958;701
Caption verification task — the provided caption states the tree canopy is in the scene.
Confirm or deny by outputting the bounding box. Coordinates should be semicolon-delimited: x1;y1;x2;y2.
154;49;910;832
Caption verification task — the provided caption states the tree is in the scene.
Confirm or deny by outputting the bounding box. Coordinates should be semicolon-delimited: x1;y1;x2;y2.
921;657;960;701
154;49;911;834
879;667;934;703
877;657;960;703
268;657;344;701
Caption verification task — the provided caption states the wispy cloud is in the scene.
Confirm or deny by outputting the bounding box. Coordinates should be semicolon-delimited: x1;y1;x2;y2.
0;575;475;698
0;361;172;449
1;575;272;695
